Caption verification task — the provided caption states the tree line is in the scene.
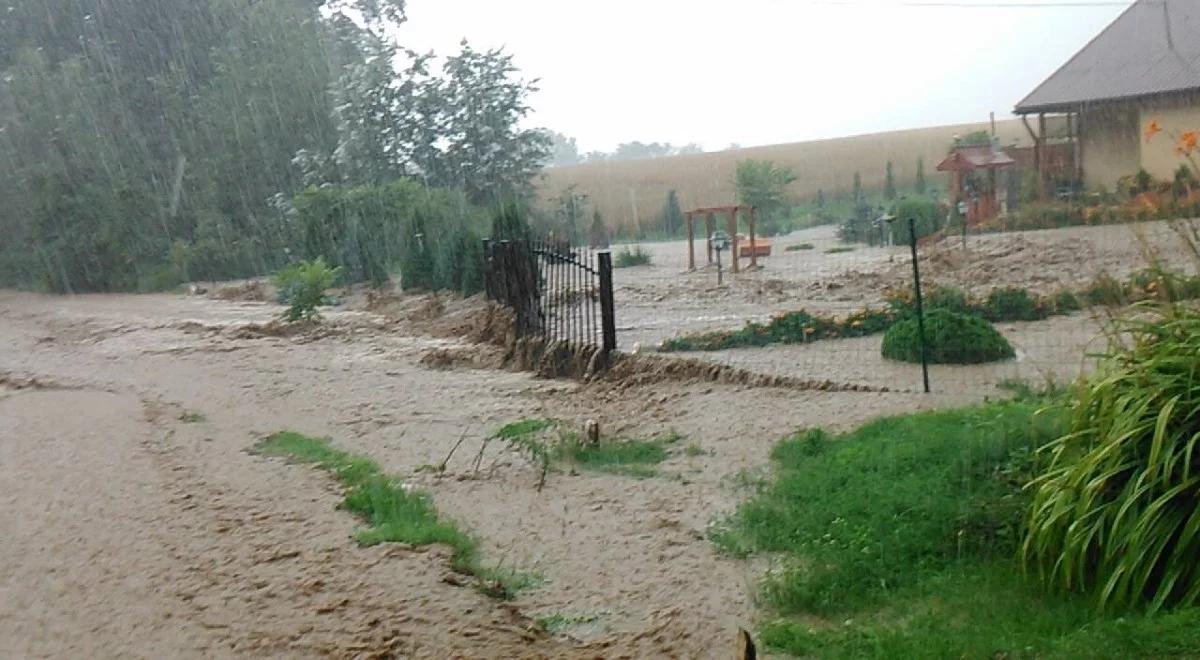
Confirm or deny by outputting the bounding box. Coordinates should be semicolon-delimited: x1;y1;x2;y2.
0;0;549;293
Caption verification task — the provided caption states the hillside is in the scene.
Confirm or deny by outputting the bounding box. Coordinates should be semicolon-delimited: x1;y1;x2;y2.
537;119;1034;232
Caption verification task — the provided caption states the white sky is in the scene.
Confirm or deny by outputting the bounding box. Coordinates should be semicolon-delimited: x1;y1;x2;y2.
399;0;1130;152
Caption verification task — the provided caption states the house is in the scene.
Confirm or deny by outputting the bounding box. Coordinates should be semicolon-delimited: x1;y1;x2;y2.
1015;0;1200;192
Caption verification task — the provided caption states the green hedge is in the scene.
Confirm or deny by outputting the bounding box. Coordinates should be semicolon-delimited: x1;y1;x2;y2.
882;310;1015;364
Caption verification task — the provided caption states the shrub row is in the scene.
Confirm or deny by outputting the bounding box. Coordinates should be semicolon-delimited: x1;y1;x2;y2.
660;267;1200;353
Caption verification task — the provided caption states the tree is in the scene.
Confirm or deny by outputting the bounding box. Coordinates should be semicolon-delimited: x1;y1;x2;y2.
735;160;797;236
429;42;550;203
816;189;826;208
853;171;864;205
552;186;588;243
662;190;684;235
884;161;897;200
546;131;581;167
915;157;928;195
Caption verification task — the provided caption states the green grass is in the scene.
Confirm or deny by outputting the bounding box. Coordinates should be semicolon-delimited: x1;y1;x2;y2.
683;443;707;457
719;398;1200;657
496;420;680;479
179;411;204;423
712;402;1062;613
536;611;603;634
758;563;1200;659
824;245;855;254
254;431;535;599
785;243;815;251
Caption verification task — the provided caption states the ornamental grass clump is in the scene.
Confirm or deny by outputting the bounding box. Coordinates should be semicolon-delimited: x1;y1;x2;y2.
1023;304;1200;612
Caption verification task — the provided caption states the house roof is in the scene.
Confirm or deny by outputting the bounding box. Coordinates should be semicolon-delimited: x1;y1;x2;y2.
936;145;1016;172
1015;0;1200;114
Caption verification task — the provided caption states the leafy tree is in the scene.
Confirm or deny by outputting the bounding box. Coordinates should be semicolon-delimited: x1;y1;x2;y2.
662;190;684;235
915;157;928;195
735;160;797;236
433;41;551;203
884;161;897;200
275;258;342;322
546;131;581;167
551;186;588;243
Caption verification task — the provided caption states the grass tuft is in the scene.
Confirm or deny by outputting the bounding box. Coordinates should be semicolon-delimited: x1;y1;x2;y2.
495;419;679;479
785;243;815;251
254;431;535;599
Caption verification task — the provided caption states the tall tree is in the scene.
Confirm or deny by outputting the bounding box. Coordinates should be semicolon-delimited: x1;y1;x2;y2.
915;157;928;195
884;161;897;200
735;160;797;236
662;190;684;235
853;171;864;205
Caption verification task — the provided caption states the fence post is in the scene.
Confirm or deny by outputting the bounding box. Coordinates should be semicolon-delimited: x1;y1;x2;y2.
597;251;617;354
481;239;493;300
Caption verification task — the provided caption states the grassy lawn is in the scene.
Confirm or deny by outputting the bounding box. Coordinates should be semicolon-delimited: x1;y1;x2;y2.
714;402;1200;658
255;431;536;599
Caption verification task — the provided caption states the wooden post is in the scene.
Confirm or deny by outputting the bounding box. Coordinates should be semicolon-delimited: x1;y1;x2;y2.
1038;113;1048;201
748;207;758;269
706;213;714;265
686;212;695;271
728;209;739;274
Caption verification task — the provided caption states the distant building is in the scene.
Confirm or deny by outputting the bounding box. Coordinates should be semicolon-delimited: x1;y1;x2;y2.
1015;0;1200;191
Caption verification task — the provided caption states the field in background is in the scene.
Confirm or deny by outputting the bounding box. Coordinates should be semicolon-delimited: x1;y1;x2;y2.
538;119;1034;233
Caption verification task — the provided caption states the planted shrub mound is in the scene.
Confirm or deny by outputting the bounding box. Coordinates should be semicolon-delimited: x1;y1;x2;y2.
881;309;1015;364
1024;304;1200;612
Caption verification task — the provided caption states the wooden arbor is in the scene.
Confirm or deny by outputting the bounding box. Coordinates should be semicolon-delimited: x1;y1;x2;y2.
936;143;1016;226
683;205;758;273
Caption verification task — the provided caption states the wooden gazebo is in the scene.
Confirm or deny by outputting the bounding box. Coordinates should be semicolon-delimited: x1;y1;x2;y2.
683;205;759;272
936;143;1016;226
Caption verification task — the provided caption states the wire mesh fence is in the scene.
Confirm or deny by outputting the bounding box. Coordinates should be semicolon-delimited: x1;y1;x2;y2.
598;217;1200;397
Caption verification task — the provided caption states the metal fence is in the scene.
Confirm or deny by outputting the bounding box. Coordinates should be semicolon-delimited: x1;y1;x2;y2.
483;238;616;354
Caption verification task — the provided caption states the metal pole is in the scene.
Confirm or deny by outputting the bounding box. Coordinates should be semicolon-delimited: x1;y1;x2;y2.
908;217;931;394
716;246;723;286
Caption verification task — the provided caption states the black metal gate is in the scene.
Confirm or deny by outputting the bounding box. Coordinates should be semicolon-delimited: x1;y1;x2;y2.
483;239;616;354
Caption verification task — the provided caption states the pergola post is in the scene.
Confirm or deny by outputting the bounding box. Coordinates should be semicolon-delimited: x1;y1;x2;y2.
1037;112;1048;201
705;213;715;265
685;212;695;271
728;209;739;274
748;207;758;269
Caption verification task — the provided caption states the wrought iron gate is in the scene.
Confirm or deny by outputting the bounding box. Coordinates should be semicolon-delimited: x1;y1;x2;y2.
483;239;616;354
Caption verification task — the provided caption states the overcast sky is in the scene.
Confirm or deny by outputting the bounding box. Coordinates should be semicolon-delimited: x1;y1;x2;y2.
399;0;1130;152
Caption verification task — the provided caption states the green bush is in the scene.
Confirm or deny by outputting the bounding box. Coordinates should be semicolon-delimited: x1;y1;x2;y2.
615;245;652;268
882;309;1015;364
785;243;815;251
1083;273;1128;307
273;258;340;322
1024;304;1200;612
926;285;972;315
982;286;1051;322
1054;290;1083;313
888;197;942;244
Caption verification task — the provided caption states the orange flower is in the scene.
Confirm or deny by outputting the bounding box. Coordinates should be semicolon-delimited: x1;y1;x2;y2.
1180;130;1199;154
1145;120;1163;142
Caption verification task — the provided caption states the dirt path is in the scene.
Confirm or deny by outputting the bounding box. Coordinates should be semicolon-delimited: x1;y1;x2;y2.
0;290;952;658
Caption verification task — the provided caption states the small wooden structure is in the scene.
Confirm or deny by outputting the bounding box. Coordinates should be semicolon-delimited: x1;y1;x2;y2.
936;142;1016;226
683;205;759;273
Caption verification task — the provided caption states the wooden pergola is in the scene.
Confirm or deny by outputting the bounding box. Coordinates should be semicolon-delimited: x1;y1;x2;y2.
684;205;758;273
